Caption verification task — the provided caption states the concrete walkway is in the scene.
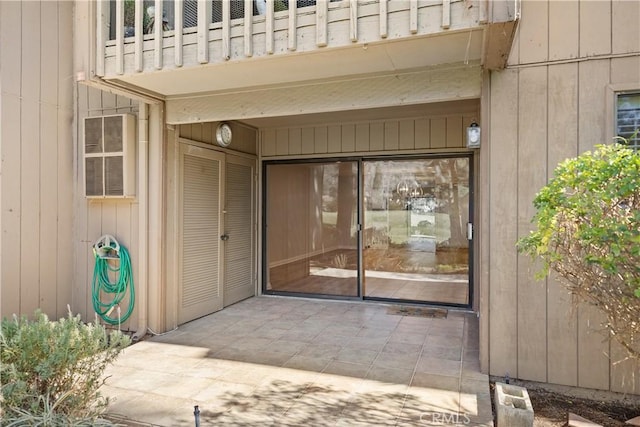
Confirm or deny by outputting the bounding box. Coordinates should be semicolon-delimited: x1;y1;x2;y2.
102;297;493;426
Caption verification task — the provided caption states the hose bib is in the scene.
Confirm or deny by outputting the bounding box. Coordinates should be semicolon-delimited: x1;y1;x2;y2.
92;235;135;326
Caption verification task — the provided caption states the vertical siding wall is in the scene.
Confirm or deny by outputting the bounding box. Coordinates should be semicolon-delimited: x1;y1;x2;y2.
260;114;478;158
487;0;640;393
0;1;74;320
73;86;140;331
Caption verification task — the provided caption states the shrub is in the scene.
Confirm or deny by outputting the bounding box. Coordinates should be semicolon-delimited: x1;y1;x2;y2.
518;143;640;359
0;309;130;425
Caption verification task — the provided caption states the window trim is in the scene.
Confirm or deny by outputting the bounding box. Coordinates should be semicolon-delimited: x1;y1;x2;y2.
606;83;640;148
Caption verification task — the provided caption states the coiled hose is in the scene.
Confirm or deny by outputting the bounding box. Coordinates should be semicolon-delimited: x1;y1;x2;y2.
91;242;135;325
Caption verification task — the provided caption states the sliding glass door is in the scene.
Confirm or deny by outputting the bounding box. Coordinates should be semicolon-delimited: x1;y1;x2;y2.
263;155;471;306
362;157;471;305
264;161;359;297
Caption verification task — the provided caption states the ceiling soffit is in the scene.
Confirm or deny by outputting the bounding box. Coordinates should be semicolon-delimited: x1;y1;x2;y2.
166;62;482;125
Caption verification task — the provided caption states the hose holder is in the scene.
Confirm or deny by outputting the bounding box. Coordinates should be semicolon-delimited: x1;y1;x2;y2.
93;234;121;260
91;234;135;326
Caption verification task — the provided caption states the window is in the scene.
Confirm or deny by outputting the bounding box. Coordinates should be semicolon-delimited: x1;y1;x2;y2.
616;92;640;149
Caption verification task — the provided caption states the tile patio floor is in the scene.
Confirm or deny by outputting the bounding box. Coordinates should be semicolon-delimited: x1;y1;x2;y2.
102;296;493;426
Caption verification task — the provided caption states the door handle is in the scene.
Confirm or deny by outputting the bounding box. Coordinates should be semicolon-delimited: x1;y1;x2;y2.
220;234;229;241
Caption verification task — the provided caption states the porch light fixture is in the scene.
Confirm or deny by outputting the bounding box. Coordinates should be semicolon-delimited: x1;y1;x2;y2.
466;122;481;148
216;122;233;147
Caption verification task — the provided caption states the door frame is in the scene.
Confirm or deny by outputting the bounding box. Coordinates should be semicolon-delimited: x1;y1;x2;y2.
261;153;474;309
360;153;474;309
261;157;362;301
223;153;258;307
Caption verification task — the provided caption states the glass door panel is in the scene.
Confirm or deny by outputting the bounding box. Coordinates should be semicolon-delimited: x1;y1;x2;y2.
363;157;470;305
265;161;359;297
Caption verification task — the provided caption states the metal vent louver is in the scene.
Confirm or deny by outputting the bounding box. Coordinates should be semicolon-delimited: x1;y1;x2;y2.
84;114;136;198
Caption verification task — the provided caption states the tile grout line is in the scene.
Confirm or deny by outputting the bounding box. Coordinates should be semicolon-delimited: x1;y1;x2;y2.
458;316;467;415
396;314;435;425
333;305;402;423
268;309;329;420
107;299;484;426
282;304;372;422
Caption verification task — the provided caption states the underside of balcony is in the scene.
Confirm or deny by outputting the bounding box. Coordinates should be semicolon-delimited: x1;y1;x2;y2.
98;0;519;103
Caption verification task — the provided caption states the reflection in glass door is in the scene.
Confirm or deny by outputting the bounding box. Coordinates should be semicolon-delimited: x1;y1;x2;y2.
362;157;471;305
264;161;359;297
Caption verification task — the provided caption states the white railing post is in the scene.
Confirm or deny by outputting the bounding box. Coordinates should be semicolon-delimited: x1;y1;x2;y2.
349;0;358;42
175;0;184;66
99;0;488;78
135;0;143;71
478;0;488;23
154;0;163;69
197;0;211;63
442;0;451;29
116;0;124;75
379;0;388;38
266;0;274;54
410;0;418;34
95;0;107;76
288;0;298;51
316;0;328;47
244;0;253;57
222;0;230;59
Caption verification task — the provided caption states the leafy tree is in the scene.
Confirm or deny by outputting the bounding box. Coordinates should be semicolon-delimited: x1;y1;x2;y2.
518;143;640;359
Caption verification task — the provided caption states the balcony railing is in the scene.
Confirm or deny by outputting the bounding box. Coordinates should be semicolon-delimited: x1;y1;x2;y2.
98;0;516;80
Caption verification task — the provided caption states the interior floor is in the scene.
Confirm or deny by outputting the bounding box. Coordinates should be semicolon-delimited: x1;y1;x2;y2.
267;249;469;305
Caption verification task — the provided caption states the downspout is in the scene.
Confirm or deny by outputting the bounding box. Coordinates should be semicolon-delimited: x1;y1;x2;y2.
132;102;149;342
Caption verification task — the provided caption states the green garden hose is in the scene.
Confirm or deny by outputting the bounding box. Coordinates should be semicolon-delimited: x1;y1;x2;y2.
91;236;135;326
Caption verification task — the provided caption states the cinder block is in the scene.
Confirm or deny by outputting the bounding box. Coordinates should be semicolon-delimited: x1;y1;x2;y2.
494;382;534;427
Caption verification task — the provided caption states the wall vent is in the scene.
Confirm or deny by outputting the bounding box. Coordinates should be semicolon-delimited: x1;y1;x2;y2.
84;114;136;198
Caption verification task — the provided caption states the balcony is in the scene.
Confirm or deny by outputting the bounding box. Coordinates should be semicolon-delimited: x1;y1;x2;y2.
97;0;518;100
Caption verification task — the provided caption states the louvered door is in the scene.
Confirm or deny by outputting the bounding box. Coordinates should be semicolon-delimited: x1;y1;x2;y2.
178;145;225;324
223;155;255;307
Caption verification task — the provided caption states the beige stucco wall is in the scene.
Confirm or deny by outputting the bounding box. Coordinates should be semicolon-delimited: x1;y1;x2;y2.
483;0;640;393
0;1;74;321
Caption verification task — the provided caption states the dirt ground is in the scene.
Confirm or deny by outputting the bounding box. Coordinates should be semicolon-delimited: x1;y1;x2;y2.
490;379;640;427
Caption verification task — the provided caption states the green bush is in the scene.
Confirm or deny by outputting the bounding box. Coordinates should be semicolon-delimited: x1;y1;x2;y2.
518;143;640;358
0;309;130;425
